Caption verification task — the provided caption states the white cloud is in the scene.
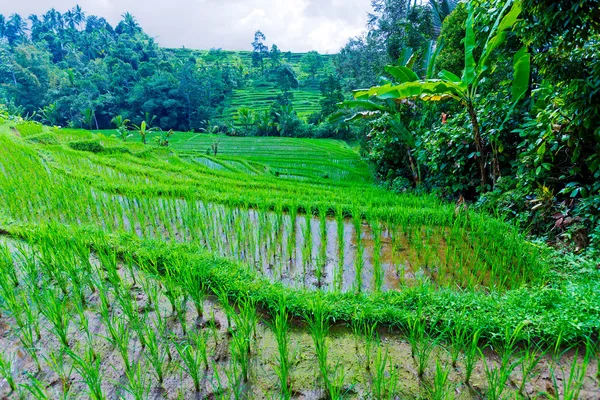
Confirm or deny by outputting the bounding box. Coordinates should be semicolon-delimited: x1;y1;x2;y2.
0;0;371;52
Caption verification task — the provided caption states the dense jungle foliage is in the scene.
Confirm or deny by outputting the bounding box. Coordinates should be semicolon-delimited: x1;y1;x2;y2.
334;0;600;253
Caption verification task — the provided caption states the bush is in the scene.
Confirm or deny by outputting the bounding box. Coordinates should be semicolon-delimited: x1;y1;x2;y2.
16;122;43;137
68;140;104;153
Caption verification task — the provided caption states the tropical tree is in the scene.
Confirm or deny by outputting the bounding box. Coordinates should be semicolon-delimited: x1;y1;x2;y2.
348;0;530;190
111;115;131;141
39;103;61;126
301;51;323;82
236;107;255;135
155;129;174;146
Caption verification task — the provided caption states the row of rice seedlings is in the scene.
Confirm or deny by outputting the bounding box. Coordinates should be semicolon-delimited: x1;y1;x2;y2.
269;295;292;398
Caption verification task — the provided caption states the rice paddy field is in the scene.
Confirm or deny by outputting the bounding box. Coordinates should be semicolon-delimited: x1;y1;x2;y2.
221;85;323;124
0;120;599;399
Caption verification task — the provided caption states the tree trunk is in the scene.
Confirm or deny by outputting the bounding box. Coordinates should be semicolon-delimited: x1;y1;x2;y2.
467;105;488;190
407;146;420;185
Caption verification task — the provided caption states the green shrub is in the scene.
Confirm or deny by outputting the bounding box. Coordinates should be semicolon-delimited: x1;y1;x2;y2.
16;122;43;137
0;117;5;125
68;140;104;153
26;133;58;145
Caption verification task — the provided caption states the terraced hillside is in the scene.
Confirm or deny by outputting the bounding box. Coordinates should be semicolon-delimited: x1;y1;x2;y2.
166;48;333;124
164;131;372;182
221;85;323;123
91;129;372;183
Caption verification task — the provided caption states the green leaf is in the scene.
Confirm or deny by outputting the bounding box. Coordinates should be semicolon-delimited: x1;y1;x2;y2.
462;2;477;86
399;48;414;67
479;0;521;73
438;70;462;83
426;38;444;80
511;47;530;102
385;66;419;83
340;100;387;111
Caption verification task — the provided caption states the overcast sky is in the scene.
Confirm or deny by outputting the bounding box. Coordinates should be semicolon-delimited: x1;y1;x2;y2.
0;0;373;53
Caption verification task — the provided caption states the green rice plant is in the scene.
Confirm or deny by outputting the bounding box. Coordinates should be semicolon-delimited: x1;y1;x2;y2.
43;347;74;396
229;297;258;382
174;331;208;392
223;357;245;399
16;307;42;372
162;265;183;316
0;274;23;326
335;205;345;292
208;361;226;399
67;346;105;400
406;311;436;379
371;218;383;292
548;350;589;400
115;288;147;349
0;352;16;393
306;297;331;393
121;361;152;400
326;363;349;400
445;321;468;368
269;295;292;398
371;346;398;399
352;206;364;292
142;322;168;386
363;321;378;373
518;342;543;395
427;359;452;400
19;375;50;399
104;315;133;373
20;292;41;342
180;261;207;320
175;292;190;336
0;244;19;287
464;329;482;385
480;347;520;400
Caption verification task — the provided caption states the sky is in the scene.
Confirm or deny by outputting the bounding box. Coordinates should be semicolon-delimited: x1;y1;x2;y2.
0;0;373;53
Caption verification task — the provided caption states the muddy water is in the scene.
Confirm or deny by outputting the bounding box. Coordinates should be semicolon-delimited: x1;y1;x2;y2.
110;195;455;293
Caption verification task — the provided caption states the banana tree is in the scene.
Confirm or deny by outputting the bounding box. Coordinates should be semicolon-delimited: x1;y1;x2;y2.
132;120;157;144
351;0;530;190
111;115;132;142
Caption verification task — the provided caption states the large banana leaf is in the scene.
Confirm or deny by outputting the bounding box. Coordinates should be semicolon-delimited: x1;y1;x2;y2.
478;0;522;74
385;66;420;83
426;37;444;79
511;47;530;102
438;69;462;83
399;47;414;68
361;80;466;102
339;100;387;111
463;3;477;86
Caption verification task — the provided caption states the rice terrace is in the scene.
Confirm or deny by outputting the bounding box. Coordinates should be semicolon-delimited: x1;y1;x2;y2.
0;0;599;399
